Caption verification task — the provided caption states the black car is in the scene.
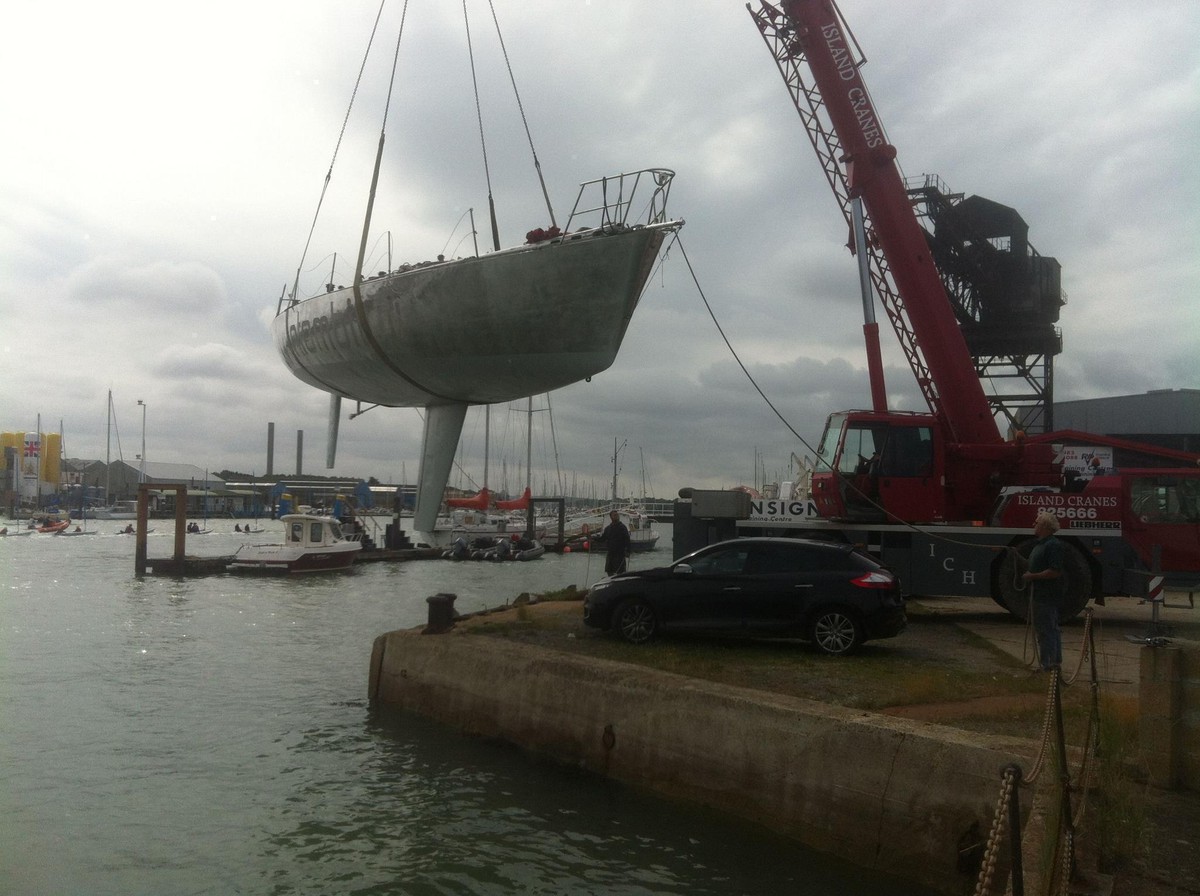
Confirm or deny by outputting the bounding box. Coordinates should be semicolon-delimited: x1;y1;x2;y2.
582;537;905;655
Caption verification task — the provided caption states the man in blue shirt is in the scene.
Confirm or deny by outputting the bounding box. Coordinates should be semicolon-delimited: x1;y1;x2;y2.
1022;511;1066;670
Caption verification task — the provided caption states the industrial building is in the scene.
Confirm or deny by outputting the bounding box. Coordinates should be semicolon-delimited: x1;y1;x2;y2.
1051;389;1200;454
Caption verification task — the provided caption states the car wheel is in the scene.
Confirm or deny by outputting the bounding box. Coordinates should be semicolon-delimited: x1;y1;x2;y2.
809;608;862;656
614;599;657;644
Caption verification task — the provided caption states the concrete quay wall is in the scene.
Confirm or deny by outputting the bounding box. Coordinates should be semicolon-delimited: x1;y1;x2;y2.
369;630;1036;895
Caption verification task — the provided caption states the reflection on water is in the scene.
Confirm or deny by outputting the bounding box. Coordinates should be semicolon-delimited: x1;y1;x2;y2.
0;526;930;895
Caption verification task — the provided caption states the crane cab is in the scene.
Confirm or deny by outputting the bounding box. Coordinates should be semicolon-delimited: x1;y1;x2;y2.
812;411;945;523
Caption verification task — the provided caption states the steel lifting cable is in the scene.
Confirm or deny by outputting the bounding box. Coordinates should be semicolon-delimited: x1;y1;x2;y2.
678;236;811;450
288;0;392;306
463;0;501;252
675;232;1026;560
483;0;556;228
356;0;410;272
343;0;458;403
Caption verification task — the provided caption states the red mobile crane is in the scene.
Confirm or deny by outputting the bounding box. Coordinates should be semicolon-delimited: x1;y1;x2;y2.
744;0;1200;618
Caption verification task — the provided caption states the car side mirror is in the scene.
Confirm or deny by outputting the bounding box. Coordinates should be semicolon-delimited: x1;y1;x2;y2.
673;563;693;575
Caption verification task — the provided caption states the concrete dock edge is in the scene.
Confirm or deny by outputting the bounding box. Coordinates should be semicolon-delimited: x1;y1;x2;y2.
369;629;1037;894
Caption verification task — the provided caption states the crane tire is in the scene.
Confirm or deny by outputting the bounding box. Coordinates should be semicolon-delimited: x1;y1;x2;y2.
994;539;1093;623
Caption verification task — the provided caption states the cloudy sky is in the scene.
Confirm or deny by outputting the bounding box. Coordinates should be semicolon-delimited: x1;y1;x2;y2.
3;0;1197;501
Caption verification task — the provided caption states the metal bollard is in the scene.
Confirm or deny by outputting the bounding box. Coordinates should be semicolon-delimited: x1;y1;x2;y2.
425;593;458;633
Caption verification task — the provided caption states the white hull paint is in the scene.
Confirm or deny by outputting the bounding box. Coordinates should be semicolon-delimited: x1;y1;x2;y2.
271;169;681;534
273;223;675;406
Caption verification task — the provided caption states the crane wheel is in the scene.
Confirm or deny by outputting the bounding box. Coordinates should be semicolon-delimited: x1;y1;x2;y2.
994;539;1094;623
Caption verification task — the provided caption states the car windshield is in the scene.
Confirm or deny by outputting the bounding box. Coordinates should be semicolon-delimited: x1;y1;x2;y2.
816;414;845;469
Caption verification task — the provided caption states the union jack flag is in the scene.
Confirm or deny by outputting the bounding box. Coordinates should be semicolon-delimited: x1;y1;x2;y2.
24;437;40;458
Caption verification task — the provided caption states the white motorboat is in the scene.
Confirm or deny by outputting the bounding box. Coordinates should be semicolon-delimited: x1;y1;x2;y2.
228;513;361;574
92;501;138;520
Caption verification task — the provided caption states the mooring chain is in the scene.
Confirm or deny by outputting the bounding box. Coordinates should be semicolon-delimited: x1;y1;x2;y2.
973;766;1018;896
1023;669;1059;784
989;614;1103;896
1057;828;1076;896
1056;610;1103;828
1073;626;1104;829
1025;653;1103;894
1071;707;1099;830
1062;609;1094;686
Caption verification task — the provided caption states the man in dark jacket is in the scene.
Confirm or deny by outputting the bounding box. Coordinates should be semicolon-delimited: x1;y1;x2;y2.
1022;511;1066;670
596;510;631;576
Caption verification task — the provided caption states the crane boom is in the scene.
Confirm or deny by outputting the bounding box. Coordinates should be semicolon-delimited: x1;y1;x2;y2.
754;0;1001;447
727;0;1200;619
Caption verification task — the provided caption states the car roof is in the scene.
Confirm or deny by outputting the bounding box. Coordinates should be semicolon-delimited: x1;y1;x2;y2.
703;537;851;549
683;537;857;557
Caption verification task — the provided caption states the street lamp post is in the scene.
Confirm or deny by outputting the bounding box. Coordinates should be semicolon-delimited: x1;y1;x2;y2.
138;400;147;485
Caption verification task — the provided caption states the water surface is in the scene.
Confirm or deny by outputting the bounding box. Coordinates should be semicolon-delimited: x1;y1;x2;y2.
1;525;929;894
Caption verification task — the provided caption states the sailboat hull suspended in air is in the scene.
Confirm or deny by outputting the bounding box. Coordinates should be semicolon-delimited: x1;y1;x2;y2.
272;168;682;540
273;220;677;407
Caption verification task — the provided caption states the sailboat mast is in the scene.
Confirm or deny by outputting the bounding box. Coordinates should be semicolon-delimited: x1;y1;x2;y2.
543;392;563;496
525;397;533;494
35;413;41;510
105;390;112;505
61;418;71;513
611;438;620;504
